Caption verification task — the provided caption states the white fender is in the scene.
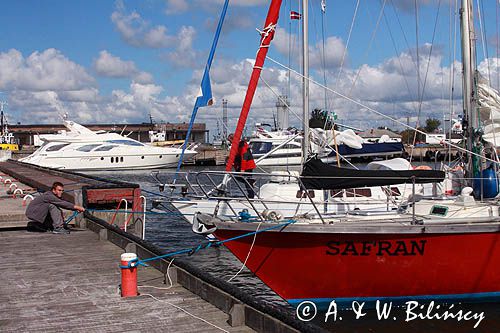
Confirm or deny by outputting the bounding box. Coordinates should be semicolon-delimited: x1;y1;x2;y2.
192;212;217;235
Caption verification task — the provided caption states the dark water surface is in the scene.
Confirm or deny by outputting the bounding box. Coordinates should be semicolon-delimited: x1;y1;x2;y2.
91;166;500;333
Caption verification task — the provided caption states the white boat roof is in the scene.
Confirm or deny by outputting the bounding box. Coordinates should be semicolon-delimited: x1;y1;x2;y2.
366;158;411;171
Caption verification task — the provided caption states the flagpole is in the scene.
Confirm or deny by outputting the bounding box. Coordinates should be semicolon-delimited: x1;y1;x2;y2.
174;0;229;180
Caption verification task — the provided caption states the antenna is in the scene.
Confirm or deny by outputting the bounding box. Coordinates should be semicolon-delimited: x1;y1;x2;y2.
119;125;128;136
222;99;228;140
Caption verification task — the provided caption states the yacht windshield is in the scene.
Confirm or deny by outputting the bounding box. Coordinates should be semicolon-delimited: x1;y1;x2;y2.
77;144;101;152
94;145;118;151
46;143;70;152
106;140;144;146
250;142;272;154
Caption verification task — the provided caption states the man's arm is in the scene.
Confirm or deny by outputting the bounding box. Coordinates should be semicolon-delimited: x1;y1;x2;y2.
74;205;85;212
45;192;85;212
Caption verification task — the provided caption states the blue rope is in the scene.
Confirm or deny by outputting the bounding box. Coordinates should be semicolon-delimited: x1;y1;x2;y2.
139;188;171;199
64;211;81;225
86;208;186;216
122;220;297;269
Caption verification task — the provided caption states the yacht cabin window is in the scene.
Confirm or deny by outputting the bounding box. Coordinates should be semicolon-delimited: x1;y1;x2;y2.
106;140;144;146
46;143;70;152
94;145;118;151
77;144;101;152
249;142;272;154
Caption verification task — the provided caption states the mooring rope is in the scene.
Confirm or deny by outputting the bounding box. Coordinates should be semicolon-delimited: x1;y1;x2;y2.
85;208;185;216
64;211;81;225
122;220;297;269
227;221;263;282
138;293;230;333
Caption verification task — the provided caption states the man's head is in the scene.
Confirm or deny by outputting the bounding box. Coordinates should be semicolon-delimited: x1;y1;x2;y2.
51;182;64;198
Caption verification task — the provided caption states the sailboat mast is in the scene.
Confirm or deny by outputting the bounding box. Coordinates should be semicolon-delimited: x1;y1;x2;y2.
301;0;310;164
225;0;283;171
460;0;478;172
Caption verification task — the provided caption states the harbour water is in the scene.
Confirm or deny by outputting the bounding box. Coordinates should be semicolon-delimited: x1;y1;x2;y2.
91;165;500;333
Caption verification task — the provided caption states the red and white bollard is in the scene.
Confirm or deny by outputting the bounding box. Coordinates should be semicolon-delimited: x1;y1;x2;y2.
120;253;138;297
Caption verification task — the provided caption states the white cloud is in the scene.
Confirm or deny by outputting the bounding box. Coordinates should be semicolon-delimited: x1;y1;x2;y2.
309;37;346;69
165;0;189;15
0;48;94;91
134;71;154;84
274;28;346;70
94;50;137;77
110;2;200;70
93;50;154;83
166;26;198;68
111;3;175;48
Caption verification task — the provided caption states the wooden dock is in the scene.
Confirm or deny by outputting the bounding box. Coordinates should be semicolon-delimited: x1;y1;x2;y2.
0;229;253;332
192;148;228;166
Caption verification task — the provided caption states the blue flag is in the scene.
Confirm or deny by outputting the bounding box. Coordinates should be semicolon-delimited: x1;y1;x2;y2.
195;69;214;108
174;0;228;179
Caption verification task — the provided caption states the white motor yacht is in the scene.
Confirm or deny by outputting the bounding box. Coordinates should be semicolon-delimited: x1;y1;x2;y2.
20;120;197;170
249;126;304;166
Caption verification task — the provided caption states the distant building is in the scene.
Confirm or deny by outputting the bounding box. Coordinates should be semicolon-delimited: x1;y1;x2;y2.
9;122;208;146
425;133;446;144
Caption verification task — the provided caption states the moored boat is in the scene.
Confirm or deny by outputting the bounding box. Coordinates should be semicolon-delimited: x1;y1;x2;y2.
20;119;197;170
178;0;500;310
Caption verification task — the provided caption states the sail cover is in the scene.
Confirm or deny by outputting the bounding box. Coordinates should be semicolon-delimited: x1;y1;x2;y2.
300;158;445;190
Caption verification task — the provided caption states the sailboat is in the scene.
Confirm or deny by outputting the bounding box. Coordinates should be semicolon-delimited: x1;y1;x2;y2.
159;1;440;222
178;0;500;309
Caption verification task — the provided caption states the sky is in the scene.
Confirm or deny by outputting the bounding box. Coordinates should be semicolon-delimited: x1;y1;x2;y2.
1;0;500;140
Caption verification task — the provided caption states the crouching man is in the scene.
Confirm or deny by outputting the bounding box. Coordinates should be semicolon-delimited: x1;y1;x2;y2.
26;181;85;234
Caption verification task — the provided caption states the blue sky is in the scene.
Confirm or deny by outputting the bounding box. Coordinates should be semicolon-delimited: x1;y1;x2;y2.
1;0;500;139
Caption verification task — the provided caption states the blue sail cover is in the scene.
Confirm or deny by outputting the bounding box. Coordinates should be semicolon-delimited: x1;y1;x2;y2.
175;0;229;175
327;142;404;158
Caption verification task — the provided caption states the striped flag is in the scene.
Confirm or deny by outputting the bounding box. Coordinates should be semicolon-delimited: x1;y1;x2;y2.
290;11;301;20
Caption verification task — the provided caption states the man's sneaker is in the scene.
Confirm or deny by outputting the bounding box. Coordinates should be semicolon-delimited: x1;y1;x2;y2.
52;227;70;235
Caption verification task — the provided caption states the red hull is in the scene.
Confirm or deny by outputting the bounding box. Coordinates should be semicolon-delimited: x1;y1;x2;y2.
215;229;500;302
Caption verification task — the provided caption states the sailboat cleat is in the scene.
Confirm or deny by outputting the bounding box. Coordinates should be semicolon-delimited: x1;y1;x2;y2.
192;212;217;235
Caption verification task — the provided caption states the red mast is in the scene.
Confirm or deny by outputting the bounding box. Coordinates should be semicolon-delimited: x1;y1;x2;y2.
225;0;283;171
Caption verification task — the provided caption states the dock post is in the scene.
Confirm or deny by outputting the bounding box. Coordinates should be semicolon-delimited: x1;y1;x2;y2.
74;189;85;228
228;303;245;327
120;253;138;297
99;228;108;241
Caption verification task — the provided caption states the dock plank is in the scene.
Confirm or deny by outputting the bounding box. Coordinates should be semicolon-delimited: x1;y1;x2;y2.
0;230;254;332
